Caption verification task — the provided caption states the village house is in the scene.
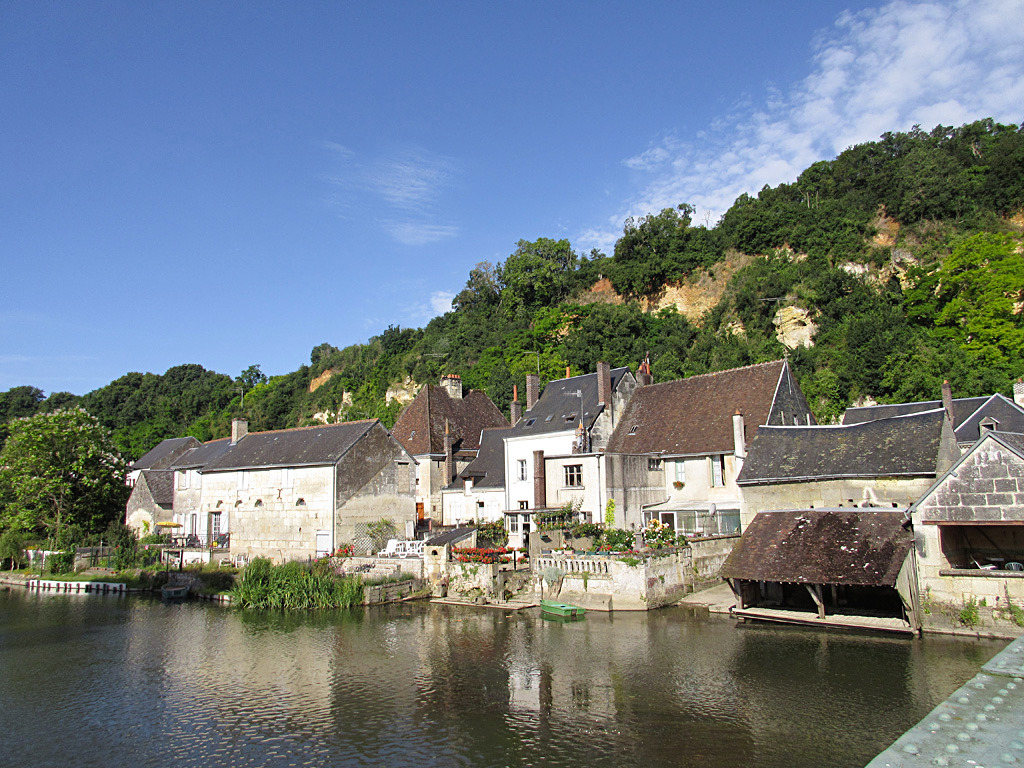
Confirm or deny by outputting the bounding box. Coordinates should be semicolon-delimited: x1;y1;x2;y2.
502;363;636;547
439;426;515;527
390;374;508;526
124;469;175;534
127;417;417;562
604;359;814;534
736;408;960;529
910;429;1024;612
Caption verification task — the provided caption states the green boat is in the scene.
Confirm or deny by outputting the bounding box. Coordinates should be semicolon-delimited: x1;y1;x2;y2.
540;599;585;618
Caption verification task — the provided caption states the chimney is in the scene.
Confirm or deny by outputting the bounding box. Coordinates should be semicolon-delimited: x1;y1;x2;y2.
941;380;955;425
231;418;248;445
444;420;454;485
597;361;611;406
566;365;571;379
637;352;653;387
533;450;546;509
1015;378;1024;408
510;384;522;425
526;374;540;411
732;411;746;459
440;373;463;400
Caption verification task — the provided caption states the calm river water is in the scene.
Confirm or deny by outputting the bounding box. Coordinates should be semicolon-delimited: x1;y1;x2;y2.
0;589;1006;768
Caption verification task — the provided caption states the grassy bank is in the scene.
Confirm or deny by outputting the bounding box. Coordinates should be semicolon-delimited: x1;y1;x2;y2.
232;558;366;610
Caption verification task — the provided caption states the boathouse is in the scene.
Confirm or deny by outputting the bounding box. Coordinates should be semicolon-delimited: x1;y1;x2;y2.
721;509;921;633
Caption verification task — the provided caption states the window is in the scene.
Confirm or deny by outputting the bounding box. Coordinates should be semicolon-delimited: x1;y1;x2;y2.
281;468;292;487
508;516;520;533
565;412;577;422
519;500;529;510
710;455;725;487
176;470;189;490
564;464;583;487
254;499;263;507
296;498;306;507
674;460;686;484
210;512;222;538
628;425;639;435
648;457;663;471
524;418;537;427
517;459;528;481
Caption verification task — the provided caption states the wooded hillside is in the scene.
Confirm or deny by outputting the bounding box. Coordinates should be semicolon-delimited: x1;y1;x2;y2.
3;119;1023;459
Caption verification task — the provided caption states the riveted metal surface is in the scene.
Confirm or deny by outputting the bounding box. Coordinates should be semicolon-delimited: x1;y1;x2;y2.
867;635;1024;768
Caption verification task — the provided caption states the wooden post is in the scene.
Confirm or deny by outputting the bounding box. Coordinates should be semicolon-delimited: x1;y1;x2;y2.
805;584;826;619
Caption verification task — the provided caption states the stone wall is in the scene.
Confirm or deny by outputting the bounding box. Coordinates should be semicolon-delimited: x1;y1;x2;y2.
537;551;693;611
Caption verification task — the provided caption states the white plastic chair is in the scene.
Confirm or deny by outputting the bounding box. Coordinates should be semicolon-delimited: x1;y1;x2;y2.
377;539;400;558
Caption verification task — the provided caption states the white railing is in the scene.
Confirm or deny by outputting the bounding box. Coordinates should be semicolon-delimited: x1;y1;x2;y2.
535;556;611;574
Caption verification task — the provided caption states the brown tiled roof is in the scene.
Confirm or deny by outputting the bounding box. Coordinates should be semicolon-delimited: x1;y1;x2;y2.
606;360;808;456
392;385;508;456
721;509;912;587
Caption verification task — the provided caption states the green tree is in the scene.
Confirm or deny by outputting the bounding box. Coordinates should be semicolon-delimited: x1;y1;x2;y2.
0;408;129;543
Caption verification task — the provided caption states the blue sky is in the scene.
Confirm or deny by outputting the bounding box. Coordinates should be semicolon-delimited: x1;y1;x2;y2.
2;0;1023;396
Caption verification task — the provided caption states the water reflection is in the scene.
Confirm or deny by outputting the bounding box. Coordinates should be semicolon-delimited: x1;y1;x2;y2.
0;591;1004;768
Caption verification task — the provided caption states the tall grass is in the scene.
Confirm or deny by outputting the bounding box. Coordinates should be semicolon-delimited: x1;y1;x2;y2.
232;558;364;610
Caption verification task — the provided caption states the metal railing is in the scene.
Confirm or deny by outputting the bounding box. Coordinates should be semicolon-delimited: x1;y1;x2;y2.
164;533;231;550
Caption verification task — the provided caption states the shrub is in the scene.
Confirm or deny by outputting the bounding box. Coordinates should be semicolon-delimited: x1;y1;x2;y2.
601;528;636;551
232;557;364;610
47;550;75;574
476;521;508;548
958;597;980;628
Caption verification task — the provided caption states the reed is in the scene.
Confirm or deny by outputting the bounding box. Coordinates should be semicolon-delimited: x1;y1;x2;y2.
233;557;364;610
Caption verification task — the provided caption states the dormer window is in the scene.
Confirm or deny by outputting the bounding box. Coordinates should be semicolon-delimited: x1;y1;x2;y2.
980;417;998;434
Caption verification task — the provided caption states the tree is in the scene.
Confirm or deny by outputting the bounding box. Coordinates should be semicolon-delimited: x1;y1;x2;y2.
238;364;268;390
0;408;129;543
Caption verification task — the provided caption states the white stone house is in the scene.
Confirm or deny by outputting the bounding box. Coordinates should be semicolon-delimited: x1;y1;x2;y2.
605;359;813;535
502;363;636;548
130;418;417;562
440;426;514;527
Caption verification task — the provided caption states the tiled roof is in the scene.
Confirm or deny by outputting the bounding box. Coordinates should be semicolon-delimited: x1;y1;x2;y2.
392;385;508;456
841;397;987;428
141;469;174;506
509;367;632;438
737;409;946;485
450;426;515;490
131;436;201;469
605;360;809;455
721;509;912;587
954;395;1024;444
200;420;379;472
169;438;232;470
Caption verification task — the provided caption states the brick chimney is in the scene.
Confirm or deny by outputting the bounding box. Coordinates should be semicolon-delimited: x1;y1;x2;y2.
597;361;611;406
637;352;653;387
510;384;522;425
231;418;248;445
941;380;955;425
1015;378;1024;408
566;365;571;379
440;373;463;400
732;411;746;459
533;450;546;509
526;374;540;411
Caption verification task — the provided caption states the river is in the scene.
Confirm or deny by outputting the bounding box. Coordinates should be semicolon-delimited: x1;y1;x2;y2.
0;589;1005;768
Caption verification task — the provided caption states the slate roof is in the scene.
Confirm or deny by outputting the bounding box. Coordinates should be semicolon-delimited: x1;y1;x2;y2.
605;360;808;456
737;409;946;485
509;367;631;438
842;397;987;427
200;420;381;472
840;394;1024;444
168;438;232;470
392;385;508;457
424;526;475;546
449;427;515;490
721;509;913;587
131;436;201;469
140;469;174;506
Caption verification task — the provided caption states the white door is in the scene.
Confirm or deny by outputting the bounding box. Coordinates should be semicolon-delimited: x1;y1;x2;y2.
316;530;331;558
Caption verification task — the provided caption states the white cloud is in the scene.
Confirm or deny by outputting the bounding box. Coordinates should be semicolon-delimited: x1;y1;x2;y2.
581;0;1024;250
324;144;460;245
430;291;455;315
